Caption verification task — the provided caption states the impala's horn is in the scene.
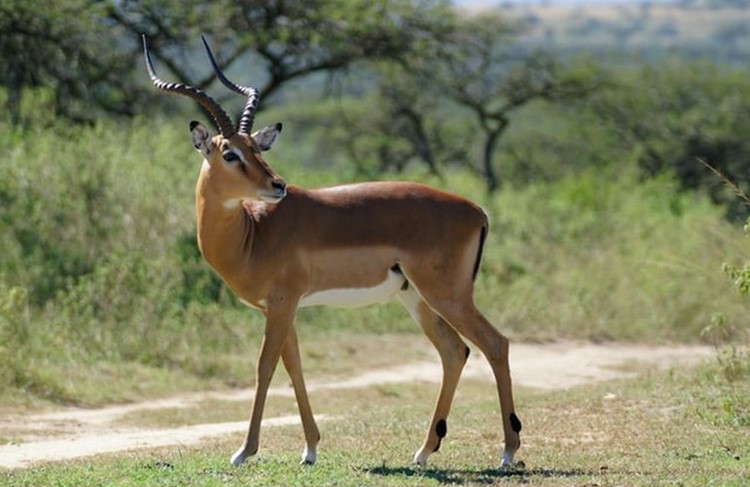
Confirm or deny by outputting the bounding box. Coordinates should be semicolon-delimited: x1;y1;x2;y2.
143;35;236;138
201;35;260;135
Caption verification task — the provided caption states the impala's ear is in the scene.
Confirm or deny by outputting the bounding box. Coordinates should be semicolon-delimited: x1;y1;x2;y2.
252;122;282;151
189;120;213;157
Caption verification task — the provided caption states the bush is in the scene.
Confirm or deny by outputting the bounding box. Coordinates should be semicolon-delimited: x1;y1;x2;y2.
704;216;750;382
476;170;750;341
0;281;29;388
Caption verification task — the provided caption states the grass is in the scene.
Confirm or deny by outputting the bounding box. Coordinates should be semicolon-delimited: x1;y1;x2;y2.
2;348;748;486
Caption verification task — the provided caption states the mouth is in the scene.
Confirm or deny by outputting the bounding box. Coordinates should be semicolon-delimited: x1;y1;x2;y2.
259;188;286;203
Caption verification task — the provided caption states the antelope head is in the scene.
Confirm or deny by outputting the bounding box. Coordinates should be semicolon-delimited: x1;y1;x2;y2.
143;35;287;205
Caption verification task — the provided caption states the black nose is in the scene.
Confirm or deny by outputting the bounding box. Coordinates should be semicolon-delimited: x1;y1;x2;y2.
271;179;286;193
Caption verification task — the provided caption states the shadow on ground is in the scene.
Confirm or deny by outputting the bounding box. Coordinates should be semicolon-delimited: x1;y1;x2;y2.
365;464;595;484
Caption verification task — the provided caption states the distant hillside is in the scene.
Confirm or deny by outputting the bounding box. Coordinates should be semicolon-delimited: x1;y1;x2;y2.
500;2;750;63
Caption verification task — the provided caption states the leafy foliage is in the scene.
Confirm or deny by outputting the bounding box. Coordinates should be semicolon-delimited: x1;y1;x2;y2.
0;0;140;123
1;0;454;126
723;219;750;296
0;282;28;387
591;60;750;221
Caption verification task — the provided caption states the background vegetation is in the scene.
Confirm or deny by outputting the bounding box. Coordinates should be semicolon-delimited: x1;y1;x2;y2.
0;0;748;409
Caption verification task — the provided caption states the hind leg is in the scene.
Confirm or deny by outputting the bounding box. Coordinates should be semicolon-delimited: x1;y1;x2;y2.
397;287;469;466
405;266;521;465
424;298;521;466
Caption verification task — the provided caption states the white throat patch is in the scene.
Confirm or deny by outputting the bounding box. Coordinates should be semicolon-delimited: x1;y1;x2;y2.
222;198;242;210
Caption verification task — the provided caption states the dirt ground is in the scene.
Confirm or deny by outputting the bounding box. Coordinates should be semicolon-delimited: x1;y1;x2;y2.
0;341;713;470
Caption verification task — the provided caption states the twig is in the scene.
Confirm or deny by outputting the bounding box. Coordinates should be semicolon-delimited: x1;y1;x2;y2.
697;157;750;206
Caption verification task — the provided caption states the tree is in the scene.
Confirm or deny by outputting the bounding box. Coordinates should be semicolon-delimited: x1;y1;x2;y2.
102;0;457;118
325;63;474;177
0;0;137;124
409;13;604;192
1;0;455;126
223;0;455;101
303;11;603;188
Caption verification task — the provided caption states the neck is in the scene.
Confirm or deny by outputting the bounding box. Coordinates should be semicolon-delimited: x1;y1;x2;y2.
195;174;254;281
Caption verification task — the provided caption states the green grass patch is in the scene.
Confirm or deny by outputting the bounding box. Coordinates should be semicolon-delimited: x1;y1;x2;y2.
3;356;748;486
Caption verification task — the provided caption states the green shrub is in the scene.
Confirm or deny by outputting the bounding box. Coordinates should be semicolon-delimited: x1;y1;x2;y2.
49;256;178;363
476;170;750;341
722;218;750;296
706;216;750;382
0;281;29;387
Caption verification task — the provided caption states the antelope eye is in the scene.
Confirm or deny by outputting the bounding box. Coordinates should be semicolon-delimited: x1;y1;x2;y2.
222;151;240;163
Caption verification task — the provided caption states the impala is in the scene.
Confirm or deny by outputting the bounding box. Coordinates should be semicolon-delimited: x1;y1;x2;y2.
143;35;522;468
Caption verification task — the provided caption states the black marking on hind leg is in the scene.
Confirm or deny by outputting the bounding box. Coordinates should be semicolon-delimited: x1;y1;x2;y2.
510;413;522;433
436;419;447;438
464;346;470;360
433;419;447;452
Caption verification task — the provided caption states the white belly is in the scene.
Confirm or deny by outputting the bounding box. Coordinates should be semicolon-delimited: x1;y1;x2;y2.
299;269;405;308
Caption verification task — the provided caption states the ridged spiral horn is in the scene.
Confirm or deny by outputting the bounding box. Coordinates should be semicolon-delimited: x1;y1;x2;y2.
201;35;260;135
143;35;236;138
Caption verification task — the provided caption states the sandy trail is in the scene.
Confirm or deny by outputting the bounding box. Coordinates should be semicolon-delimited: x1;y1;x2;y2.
0;342;712;469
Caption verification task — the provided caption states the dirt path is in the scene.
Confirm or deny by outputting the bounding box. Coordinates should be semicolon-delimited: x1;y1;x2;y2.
0;342;712;470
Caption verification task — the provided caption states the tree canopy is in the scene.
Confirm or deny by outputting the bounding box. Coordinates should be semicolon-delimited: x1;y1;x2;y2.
1;0;454;124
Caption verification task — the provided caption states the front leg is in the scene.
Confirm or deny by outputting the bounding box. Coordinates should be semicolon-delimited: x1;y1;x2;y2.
231;300;297;466
281;326;320;464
